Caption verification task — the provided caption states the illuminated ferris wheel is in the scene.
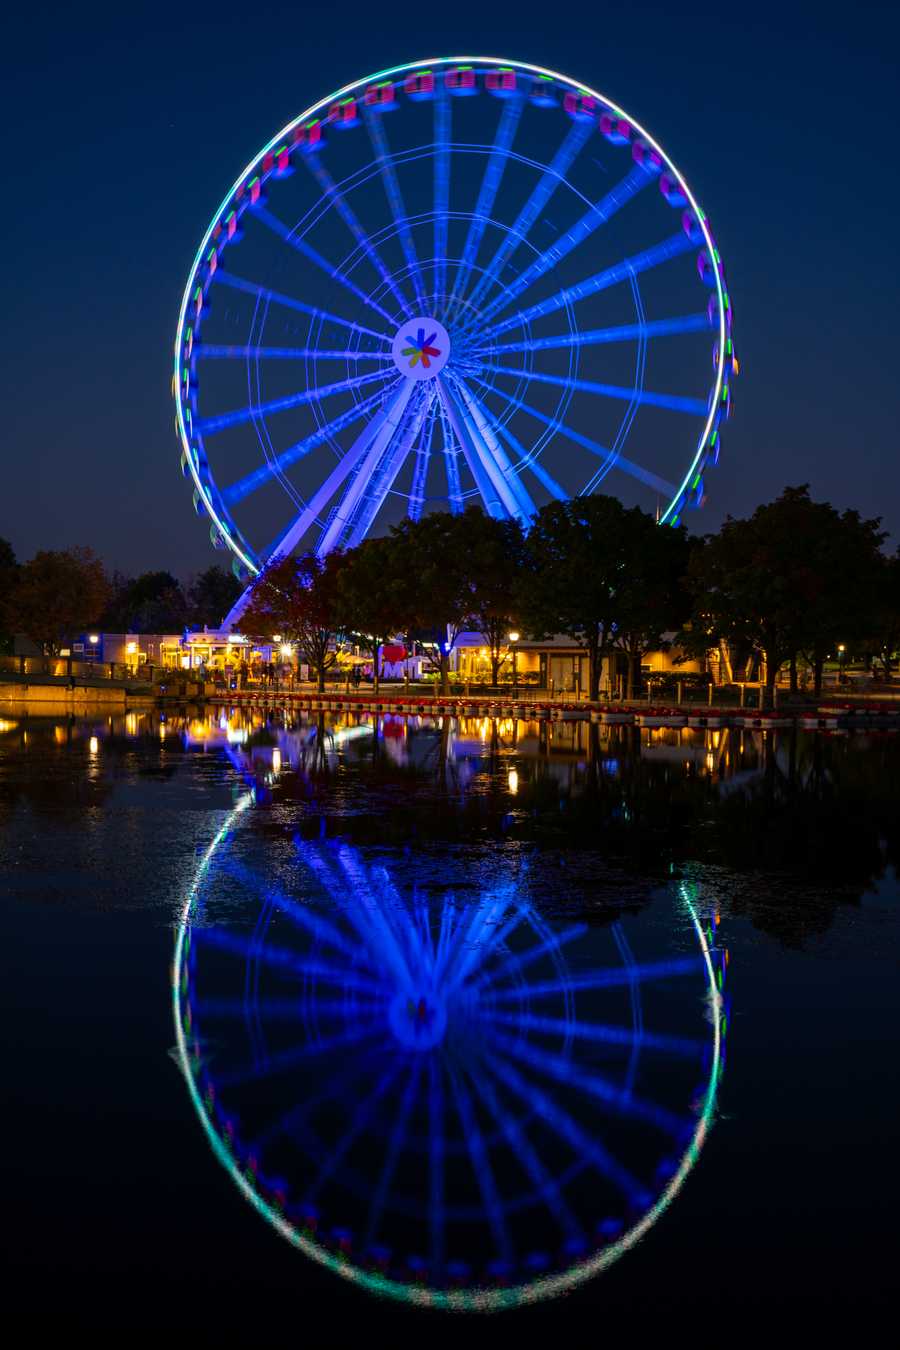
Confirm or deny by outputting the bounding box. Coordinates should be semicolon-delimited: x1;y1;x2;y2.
173;56;736;599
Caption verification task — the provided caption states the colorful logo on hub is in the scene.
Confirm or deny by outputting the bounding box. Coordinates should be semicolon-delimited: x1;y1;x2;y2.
402;328;440;369
391;317;450;381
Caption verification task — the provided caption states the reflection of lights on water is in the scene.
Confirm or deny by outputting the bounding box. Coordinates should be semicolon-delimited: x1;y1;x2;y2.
159;722;166;740
174;804;723;1313
0;719;19;734
271;748;282;774
508;768;518;794
89;736;99;755
705;752;715;773
125;713;137;737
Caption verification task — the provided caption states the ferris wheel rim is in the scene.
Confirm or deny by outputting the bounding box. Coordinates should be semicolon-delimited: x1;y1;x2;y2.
174;56;729;579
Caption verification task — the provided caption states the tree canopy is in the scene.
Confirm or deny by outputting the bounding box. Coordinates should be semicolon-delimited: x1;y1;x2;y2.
240;551;348;690
6;547;110;654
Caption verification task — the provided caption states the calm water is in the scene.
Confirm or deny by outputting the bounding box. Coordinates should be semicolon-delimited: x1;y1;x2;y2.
1;707;898;1333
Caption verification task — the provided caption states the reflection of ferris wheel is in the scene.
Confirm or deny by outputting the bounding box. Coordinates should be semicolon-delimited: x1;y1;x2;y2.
173;57;736;594
174;796;725;1310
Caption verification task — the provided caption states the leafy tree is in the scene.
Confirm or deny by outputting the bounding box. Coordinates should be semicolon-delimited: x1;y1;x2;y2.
612;519;692;698
519;496;674;700
866;549;900;681
683;487;884;697
386;511;484;695
188;565;243;629
462;512;526;686
7;547;110;655
0;538;18;645
240;551;348;691
101;570;188;633
336;536;405;693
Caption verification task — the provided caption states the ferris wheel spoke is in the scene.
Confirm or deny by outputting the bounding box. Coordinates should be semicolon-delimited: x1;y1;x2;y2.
441;376;535;522
365;110;427;311
480;1045;648;1206
478;361;708;418
477;164;656;327
294;839;415;992
305;1060;406;1204
328;843;425;987
219;858;379;968
197;366;393;437
252;204;399;326
482;955;704;1003
192;926;387;998
223;382;399;507
214;268;391;343
257;382;408;558
362;1059;424;1253
493;419;568;501
474;311;715;358
461;1053;584;1242
472;922;589;995
251;1047;388;1157
446;92;525;322
304;154;412;315
316;383;426;553
196;344;394;363
193;993;384;1021
446;1062;514;1264
482;230;694;340
480;1006;704;1058
462;118;594;316
435;379;506;520
467;374;676;497
435;394;464;514
441;889;517;994
214;1021;384;1090
487;1027;684;1138
432;86;450;308
409;393;438;521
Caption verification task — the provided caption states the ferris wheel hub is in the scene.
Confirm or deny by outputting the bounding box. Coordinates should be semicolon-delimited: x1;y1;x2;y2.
390;316;451;381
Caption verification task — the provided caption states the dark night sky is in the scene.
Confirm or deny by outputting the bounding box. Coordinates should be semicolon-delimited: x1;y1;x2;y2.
2;0;898;577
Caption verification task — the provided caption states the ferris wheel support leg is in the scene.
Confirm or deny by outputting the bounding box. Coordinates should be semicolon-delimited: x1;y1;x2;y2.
435;379;507;521
316;380;418;555
448;374;537;521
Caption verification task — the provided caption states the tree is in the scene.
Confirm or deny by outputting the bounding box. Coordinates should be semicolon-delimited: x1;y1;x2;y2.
336;536;405;694
613;519;692;698
683;487;884;697
0;538;18;646
188;565;243;629
7;548;110;655
519;496;675;701
386;511;484;695
101;570;188;633
462;512;526;686
240;551;348;691
866;549;900;681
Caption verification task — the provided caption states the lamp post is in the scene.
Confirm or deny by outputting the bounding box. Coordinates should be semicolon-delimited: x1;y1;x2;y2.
838;643;846;685
509;631;520;696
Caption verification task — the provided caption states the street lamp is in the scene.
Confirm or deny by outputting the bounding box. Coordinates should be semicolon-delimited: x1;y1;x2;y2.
837;643;846;684
508;631;520;695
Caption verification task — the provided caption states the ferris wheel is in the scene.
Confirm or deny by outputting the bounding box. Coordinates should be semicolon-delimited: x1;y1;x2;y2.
174;794;724;1309
173;57;736;608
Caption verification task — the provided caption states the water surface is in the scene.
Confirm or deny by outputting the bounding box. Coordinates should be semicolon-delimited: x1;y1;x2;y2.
1;709;897;1332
